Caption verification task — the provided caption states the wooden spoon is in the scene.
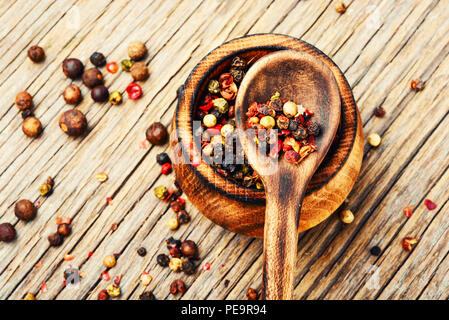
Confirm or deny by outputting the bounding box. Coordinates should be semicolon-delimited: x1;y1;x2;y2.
235;50;341;300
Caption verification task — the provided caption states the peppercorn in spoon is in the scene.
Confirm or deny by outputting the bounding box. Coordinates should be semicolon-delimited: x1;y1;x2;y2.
235;50;341;300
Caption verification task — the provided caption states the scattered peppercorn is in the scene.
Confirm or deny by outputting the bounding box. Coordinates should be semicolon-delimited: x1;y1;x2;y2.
411;78;425;92
340;209;354;224
170;201;182;213
48;232;63;247
39;182;52;196
154;185;169;200
403;206;414;218
424;199;437;210
103;255;116;268
170;279;186;295
130;62;149;81
15;91;33;110
126;82;143;100
139;291;156;300
106;62;118;74
169;257;183;272
166;217;179;230
166;237;181;250
370;246;381;256
156;153;171;165
246;287;259;300
0;223;16;242
62;84;82;105
182;260;196;275
27;45;45;63
91;85;109;102
177;210;190;225
22;117;42;138
97;289;109;300
23;292;36;300
402;237;418;252
109;90;122;105
180;240;197;258
307;122;321;136
146;122;168;145
374;106;386;117
169;246;182;258
224;279;230;287
106;283;120;297
161;162;172;175
137;247;147;257
57;223;71;236
14;199;37;221
62;58;84;79
120;59;133;71
59;109;88;137
128;41;147;61
82;68;103;88
367;133;381;147
156;253;170;267
90;52;106;67
335;1;347;13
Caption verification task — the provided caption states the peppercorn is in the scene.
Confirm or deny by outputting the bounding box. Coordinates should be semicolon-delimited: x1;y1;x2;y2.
0;223;16;242
27;45;45;63
283;101;298;118
120;59;133;71
62;84;82;104
57;223;71;236
62;58;84;79
170;279;186;295
146;122;168;145
260;116;275;129
139;291;156;300
270;99;283;112
288;119;298;132
130;62;149;81
284;150;300;164
39;182;52;196
169;257;183;272
370;246;381;256
97;289;109;300
231;56;247;70
156;153;171;165
229;68;245;83
276;115;289;130
246;287;258;300
14;199;37;222
411;78;425;91
203;114;217;128
137;247;147;257
154;185;169;200
180;240;197;258
213;98;229;114
177;210;190;224
126;82;143;100
170;201;182;213
48;232;63;247
91;85;109;102
82;68;103;88
340;209;354;224
307;122;321;136
374;106;386;117
156;253;170;267
90;52;106;67
182;260;196;275
166;237;181;250
23;292;35;300
140;273;152;286
22;117;42;138
335;1;346;13
109;91;122;105
169;246;182;258
367;133;381;147
15;91;33;110
161;163;172;175
128;41;147;61
208;80;220;94
59;109;88;137
103;255;116;268
21;109;34;119
106;283;120;298
292;126;308;140
166;217;179;230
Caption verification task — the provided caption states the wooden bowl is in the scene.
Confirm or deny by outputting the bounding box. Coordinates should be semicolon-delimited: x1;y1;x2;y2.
171;34;363;238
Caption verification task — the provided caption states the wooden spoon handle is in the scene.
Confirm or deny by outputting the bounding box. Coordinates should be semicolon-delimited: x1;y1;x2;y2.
262;178;306;300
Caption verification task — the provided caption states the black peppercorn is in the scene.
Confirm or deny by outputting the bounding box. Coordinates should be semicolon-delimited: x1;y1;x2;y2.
156;253;170;267
90;52;106;67
14;199;37;221
82;68;103;88
180;240;197;258
156;153;171;165
139;291;156;300
91;85;109;102
307;122;321;136
57;223;71;237
370;246;381;256
59;109;88;137
292;126;308;140
288;119;298;132
146;122;168;145
27;45;45;63
166;237;181;250
177;210;190;225
48;232;63;247
374;106;386;117
229;68;245;83
62;58;84;79
137;247;147;257
182;260;196;275
0;223;16;242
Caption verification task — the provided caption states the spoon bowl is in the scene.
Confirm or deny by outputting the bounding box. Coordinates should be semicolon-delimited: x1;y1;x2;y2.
235;49;341;299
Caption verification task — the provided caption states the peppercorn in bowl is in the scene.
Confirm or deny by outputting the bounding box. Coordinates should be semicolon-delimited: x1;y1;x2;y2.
171;34;364;238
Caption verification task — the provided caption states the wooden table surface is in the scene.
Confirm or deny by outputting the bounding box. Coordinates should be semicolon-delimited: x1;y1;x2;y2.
0;0;448;300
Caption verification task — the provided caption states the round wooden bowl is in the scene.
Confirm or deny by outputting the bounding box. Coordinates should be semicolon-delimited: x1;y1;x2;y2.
171;34;363;238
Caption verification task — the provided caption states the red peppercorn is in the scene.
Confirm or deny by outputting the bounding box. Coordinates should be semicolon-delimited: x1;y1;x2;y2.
424;199;437;210
98;289;109;300
106;62;118;74
161;163;172;175
126;82;142;100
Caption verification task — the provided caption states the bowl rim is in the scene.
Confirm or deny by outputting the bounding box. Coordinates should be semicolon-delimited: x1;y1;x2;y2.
174;33;358;204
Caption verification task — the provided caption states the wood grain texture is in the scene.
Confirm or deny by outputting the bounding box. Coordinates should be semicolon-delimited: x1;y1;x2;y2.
0;0;448;300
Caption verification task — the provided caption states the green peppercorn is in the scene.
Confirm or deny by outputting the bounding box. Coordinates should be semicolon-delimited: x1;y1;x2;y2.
208;80;220;94
154;186;168;200
120;59;133;71
109;91;122;105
